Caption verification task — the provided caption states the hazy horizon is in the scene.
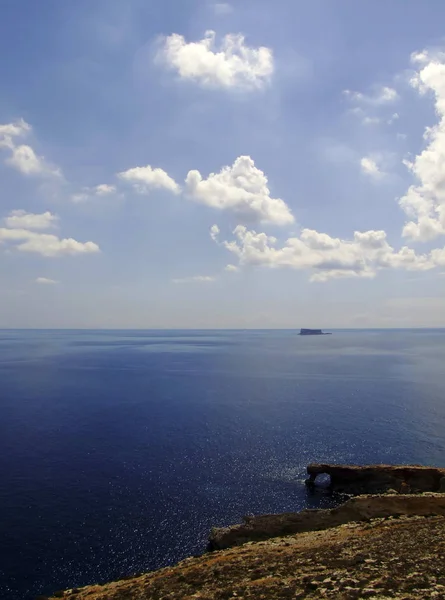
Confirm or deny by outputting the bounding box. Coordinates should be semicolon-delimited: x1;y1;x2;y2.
1;326;445;331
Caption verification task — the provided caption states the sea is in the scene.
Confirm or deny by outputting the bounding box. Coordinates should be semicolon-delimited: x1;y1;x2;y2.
1;329;445;599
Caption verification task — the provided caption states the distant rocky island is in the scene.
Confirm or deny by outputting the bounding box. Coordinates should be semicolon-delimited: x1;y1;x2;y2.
49;463;445;600
299;328;332;335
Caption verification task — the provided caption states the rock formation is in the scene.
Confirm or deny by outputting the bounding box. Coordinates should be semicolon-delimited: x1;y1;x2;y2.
46;464;445;599
208;493;445;550
49;515;445;599
306;463;445;495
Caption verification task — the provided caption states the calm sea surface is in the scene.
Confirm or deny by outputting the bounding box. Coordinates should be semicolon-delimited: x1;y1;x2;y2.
1;329;445;599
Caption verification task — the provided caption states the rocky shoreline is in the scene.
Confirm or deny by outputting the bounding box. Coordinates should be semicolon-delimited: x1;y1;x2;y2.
208;493;445;550
46;464;445;599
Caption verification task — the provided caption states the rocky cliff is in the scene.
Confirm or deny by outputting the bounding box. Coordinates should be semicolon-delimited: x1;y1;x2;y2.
306;463;445;495
48;513;445;599
208;493;445;550
45;464;445;600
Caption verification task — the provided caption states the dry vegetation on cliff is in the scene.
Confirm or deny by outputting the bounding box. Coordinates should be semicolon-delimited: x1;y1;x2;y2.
48;514;445;600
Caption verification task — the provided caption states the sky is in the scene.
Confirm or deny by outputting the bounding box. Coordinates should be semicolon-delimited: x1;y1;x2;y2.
1;0;445;328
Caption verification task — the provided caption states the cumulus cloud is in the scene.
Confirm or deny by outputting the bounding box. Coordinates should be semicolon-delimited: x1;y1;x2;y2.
6;144;61;177
171;275;215;283
430;247;445;266
212;225;437;282
360;156;383;178
0;118;62;178
4;210;58;230
186;156;294;225
399;50;445;241
118;165;180;194
0;227;100;257
157;30;273;90
0;118;31;144
35;277;57;284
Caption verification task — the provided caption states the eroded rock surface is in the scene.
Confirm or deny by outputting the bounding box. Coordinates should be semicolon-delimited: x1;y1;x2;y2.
208;493;445;550
48;515;445;599
306;463;445;495
44;465;445;599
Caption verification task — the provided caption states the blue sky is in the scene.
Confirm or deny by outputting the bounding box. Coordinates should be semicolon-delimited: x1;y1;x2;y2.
1;0;445;328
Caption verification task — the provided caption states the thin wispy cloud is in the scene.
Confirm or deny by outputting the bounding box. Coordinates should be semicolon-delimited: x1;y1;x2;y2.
213;3;233;15
35;277;57;284
171;275;216;283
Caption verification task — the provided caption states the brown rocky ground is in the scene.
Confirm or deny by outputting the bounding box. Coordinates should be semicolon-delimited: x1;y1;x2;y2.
48;514;445;600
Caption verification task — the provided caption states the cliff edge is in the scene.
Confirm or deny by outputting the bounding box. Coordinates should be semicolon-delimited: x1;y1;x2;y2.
48;513;445;599
45;465;445;599
208;493;445;550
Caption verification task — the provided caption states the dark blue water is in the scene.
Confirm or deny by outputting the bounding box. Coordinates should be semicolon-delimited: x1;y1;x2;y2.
1;329;445;599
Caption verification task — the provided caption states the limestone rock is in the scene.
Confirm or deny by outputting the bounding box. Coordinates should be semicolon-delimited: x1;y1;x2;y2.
49;515;445;599
305;463;445;495
208;494;445;550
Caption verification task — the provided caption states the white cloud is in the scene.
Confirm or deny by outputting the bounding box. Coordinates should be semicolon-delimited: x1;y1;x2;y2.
360;156;383;178
71;193;90;203
212;225;437;282
35;277;57;285
362;116;381;126
344;86;399;105
388;112;399;124
95;184;116;195
4;210;58;230
399;50;445;241
346;87;399;127
310;269;375;283
157;30;274;90
0;228;100;257
118;165;180;194
186;156;294;225
172;275;215;283
0;119;61;178
224;264;239;272
411;50;432;65
378;87;399;103
430;246;445;266
213;2;233;14
7;145;49;175
210;224;220;242
0;118;31;145
401;217;444;242
71;183;117;202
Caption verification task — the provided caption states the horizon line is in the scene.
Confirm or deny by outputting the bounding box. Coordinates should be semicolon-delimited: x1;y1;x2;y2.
1;327;445;331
